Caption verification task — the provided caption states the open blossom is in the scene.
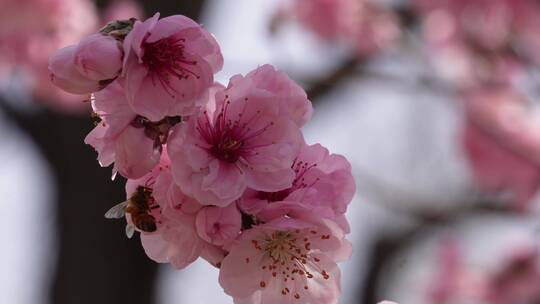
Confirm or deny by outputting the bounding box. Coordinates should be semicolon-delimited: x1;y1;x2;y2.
124;156;227;269
240;143;355;227
168;65;305;206
122;13;223;121
219;217;351;304
49;33;123;94
84;81;180;179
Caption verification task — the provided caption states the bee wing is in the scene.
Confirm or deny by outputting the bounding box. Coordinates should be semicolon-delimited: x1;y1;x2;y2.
104;201;128;219
125;225;135;239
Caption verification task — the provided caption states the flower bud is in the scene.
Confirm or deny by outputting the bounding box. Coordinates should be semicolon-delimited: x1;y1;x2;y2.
48;45;101;94
74;33;123;81
195;204;241;246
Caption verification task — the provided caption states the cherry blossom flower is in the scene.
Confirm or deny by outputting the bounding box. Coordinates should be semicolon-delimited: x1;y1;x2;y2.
84;81;180;179
122;13;223;121
219;217;351;304
239;143;355;229
122;155;226;269
227;64;313;127
168;66;305;206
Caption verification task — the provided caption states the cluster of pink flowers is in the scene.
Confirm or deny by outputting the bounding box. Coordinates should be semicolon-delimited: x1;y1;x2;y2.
49;13;356;304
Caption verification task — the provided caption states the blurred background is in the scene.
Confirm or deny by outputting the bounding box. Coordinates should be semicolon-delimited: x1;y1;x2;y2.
1;0;540;303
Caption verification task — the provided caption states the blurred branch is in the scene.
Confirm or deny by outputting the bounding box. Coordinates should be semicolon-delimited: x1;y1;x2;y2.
305;57;363;101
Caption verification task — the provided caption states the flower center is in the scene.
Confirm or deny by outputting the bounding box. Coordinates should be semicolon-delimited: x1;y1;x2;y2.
142;36;200;97
210;137;244;163
247;229;332;299
196;97;275;164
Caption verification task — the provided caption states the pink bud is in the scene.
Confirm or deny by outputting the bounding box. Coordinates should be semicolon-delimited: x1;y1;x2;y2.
195;204;241;246
48;45;101;94
74;33;123;81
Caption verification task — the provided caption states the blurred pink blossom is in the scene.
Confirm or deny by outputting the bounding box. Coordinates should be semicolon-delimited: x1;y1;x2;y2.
286;0;400;57
462;88;540;210
416;0;540;86
428;239;540;304
0;0;98;110
102;0;144;23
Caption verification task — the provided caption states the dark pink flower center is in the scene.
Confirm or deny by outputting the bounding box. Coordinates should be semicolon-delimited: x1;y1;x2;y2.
142;36;200;97
196;98;274;164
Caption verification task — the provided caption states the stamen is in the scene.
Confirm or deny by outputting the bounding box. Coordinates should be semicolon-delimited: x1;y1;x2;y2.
142;36;199;98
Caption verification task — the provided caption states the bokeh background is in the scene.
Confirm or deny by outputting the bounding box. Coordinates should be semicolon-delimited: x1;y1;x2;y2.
1;0;540;303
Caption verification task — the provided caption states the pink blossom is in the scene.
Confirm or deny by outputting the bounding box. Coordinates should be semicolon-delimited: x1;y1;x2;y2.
195;203;242;246
168;67;304;206
228;64;313;127
84;81;173;179
122;156;220;269
240;143;355;226
289;0;400;56
462;88;540;210
122;13;223;121
218;218;351;304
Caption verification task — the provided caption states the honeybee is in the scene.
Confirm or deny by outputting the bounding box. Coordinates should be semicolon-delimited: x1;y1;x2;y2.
105;185;159;238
